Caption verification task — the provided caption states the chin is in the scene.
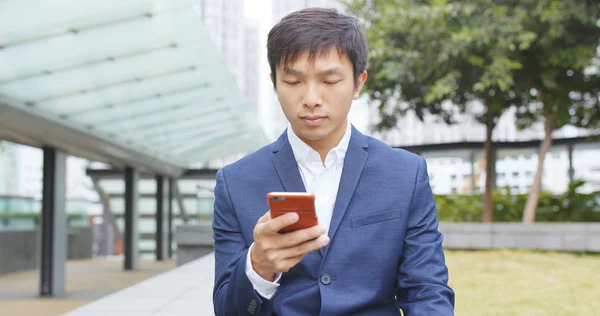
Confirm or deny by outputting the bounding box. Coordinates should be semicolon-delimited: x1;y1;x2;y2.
296;127;328;141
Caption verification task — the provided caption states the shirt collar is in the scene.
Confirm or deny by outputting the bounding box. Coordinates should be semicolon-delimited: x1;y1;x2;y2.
287;121;352;167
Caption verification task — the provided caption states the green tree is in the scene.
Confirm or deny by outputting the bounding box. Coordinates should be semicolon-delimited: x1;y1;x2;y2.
347;0;536;222
509;1;600;223
347;0;600;222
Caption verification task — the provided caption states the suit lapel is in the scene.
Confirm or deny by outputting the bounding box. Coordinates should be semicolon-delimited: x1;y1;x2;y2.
320;127;369;256
271;131;306;193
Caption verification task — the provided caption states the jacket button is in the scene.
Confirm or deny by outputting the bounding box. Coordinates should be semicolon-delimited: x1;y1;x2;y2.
320;273;331;285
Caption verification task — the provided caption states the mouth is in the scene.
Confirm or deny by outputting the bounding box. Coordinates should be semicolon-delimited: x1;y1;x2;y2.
300;116;326;127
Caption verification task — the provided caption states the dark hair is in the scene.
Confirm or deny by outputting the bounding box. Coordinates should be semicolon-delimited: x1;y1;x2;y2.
267;7;368;89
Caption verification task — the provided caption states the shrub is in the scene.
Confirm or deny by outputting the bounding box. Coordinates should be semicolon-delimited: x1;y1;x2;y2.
435;180;600;222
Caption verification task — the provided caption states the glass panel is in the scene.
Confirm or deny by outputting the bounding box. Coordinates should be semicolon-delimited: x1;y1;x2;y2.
158;129;248;155
191;131;268;163
109;111;237;142
422;150;473;195
573;144;600;193
542;146;570;194
35;71;212;115
197;197;214;215
0;0;269;167
139;239;155;251
0;2;203;81
72;89;224;125
496;149;536;194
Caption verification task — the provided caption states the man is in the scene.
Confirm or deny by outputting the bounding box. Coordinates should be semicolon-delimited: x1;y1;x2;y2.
212;7;454;316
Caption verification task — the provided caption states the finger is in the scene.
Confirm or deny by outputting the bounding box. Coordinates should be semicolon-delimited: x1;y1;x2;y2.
263;212;299;233
278;234;330;259
279;225;326;248
257;210;271;224
274;253;306;273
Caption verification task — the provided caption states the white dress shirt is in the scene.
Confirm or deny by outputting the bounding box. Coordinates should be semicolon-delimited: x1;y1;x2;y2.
244;121;352;299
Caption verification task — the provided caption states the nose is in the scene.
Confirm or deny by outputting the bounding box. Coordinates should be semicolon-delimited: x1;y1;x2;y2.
302;83;322;109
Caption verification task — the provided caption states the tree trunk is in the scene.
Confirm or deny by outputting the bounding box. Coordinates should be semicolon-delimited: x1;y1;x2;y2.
522;90;554;223
483;103;496;223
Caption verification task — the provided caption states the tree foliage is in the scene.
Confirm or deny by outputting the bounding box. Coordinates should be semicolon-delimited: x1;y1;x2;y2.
347;0;539;129
347;0;600;221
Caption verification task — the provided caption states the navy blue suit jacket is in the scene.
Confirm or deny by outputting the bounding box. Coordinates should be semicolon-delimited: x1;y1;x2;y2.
212;126;454;315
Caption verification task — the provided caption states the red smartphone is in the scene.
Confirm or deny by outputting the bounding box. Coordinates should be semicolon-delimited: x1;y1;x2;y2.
267;192;318;233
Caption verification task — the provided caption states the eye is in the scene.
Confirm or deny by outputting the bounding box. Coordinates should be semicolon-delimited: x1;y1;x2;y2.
324;80;340;85
284;81;300;86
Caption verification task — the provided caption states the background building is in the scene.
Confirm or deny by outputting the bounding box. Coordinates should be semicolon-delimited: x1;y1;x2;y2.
192;0;246;93
244;19;261;113
370;104;600;194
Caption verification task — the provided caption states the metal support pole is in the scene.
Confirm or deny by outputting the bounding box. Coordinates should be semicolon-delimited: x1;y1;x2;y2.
168;178;175;258
155;176;169;260
40;147;67;297
124;167;139;270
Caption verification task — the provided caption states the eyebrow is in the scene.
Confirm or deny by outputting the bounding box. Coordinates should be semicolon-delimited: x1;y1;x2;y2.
282;67;345;77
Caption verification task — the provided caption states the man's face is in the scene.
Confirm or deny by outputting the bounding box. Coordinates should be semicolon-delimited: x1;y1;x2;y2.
272;48;367;144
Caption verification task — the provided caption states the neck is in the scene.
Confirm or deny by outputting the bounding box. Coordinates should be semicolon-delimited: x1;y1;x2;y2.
299;119;348;163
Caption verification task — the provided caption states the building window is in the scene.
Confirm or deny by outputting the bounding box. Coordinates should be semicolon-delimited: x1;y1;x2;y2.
450;175;457;182
512;172;519;178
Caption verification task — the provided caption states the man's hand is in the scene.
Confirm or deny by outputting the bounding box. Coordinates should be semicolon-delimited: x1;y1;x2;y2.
250;210;329;281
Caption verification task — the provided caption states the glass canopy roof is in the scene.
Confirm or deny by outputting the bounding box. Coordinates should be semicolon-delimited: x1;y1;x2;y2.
0;0;268;176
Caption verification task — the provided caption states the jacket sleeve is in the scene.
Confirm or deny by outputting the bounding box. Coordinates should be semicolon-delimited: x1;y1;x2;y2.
212;168;274;316
396;157;455;315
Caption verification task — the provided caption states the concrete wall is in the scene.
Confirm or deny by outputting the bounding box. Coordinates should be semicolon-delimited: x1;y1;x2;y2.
0;230;38;274
0;227;93;275
439;223;600;252
174;223;214;267
68;227;93;259
173;222;600;266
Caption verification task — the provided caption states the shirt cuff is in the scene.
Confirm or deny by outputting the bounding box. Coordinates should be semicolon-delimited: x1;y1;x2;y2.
245;243;282;299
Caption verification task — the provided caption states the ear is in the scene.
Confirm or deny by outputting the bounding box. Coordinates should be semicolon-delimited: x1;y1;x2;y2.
353;71;368;100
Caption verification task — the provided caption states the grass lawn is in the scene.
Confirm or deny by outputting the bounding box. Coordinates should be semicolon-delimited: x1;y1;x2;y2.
444;249;600;315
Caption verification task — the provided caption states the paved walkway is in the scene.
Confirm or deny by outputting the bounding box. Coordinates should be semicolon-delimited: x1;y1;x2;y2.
0;258;176;316
65;253;215;315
